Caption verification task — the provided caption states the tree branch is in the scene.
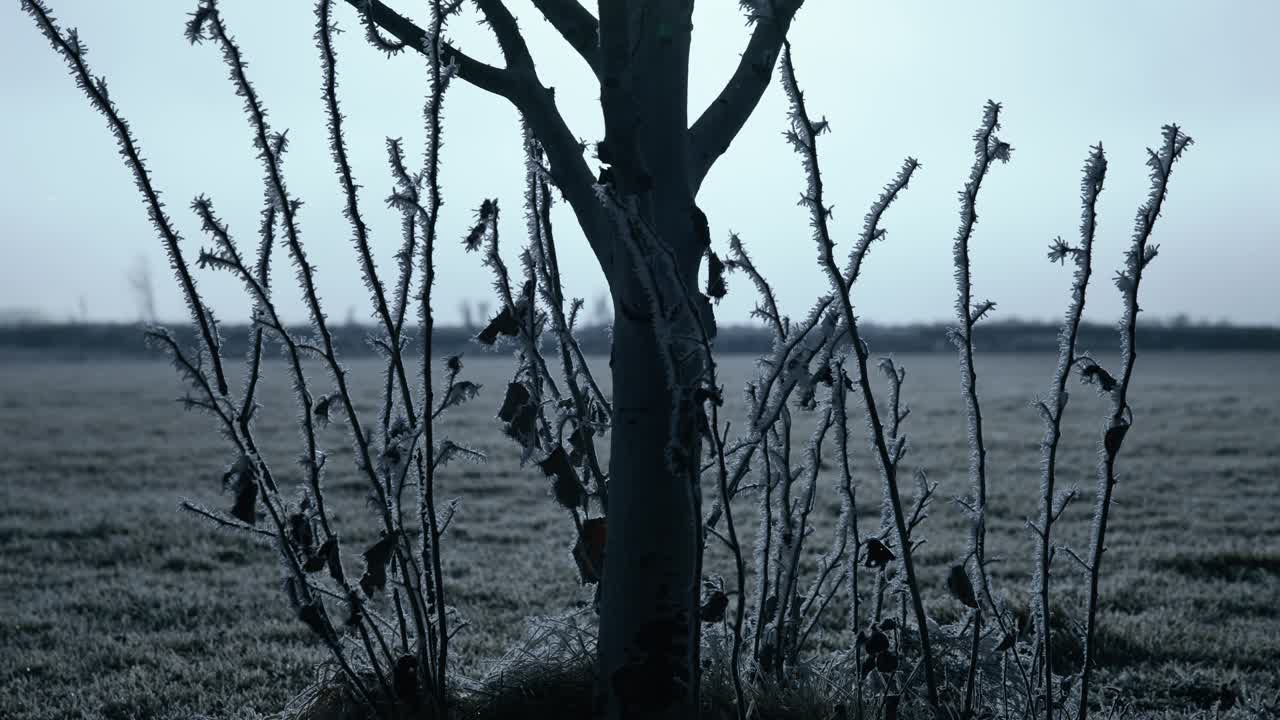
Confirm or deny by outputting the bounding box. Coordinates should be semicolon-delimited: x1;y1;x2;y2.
530;0;600;76
688;0;806;191
348;0;615;279
346;0;513;96
472;0;535;69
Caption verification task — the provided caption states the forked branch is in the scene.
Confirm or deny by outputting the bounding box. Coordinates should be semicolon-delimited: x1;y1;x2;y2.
689;0;806;190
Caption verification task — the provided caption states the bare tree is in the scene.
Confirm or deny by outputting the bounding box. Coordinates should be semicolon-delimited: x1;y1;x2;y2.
23;1;1192;718
343;4;810;715
591;289;611;328
127;254;157;324
458;298;474;329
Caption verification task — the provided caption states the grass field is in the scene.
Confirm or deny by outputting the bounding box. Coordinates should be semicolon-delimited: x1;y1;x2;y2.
1;351;1278;719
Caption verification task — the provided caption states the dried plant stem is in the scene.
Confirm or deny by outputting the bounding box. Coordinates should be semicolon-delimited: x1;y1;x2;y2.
1034;143;1106;719
316;0;414;422
950;101;1008;607
1078;125;1191;720
779;42;938;705
20;1;229;397
831;361;864;718
709;412;747;720
419;0;451;702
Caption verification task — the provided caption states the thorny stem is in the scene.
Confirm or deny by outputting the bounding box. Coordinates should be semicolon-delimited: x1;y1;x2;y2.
949;100;1027;716
524;138;611;503
1078;125;1190;720
831;362;865;719
237;203;276;430
418;0;455;703
316;0;416;427
196;5;402;552
952;100;1006;617
29;0;490;710
151;299;378;702
24;2;378;696
946;101;1041;712
197;198;405;710
779;43;938;705
21;0;229;397
708;413;747;720
1035;143;1105;719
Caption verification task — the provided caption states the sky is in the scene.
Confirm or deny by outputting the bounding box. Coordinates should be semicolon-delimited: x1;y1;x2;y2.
2;1;1277;327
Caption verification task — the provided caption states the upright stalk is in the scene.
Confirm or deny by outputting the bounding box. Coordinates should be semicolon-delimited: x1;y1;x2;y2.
1034;144;1106;719
778;44;938;704
950;101;1011;611
1078;125;1191;720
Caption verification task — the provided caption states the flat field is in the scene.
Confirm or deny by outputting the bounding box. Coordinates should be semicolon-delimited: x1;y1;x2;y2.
1;351;1277;719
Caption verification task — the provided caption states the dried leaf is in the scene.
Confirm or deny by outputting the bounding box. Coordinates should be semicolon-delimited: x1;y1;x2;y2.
298;600;331;639
302;539;338;577
1080;363;1117;393
1104;421;1129;457
221;458;258;526
359;532;397;597
303;536;332;573
289;512;315;556
443;381;482;410
313;393;337;428
345;590;363;627
693;385;723;407
811;364;834;387
476;306;519;345
540;446;587;510
435;440;484;468
221;455;253;490
866;629;890;655
503;403;539;453
325;538;345;584
705;248;727;301
876;650;899;673
394;655;420;709
864;538;895;569
497;382;531;422
699;590;729;623
572;518;607;584
947;565;979;609
230;480;257;525
567;424;592;466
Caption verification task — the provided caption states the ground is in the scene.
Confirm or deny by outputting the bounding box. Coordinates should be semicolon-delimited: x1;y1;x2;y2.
1;351;1277;719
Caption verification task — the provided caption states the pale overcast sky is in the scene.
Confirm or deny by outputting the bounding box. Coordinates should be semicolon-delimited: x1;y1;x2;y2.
2;1;1277;326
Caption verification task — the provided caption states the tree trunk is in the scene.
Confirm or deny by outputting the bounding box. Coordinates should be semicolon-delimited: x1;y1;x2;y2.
598;291;700;719
595;163;707;720
594;3;707;717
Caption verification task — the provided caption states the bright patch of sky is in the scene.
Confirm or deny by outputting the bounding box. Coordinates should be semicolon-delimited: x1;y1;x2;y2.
2;1;1276;325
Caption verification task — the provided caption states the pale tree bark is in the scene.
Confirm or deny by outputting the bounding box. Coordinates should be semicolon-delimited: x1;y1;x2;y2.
354;2;807;717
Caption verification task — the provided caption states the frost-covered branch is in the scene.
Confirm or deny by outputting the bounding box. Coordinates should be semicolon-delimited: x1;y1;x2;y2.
778;41;937;705
1032;143;1106;719
21;0;230;397
1078;124;1191;720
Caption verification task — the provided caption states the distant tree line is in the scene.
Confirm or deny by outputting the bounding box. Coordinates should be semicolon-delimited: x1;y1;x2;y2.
3;319;1278;361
